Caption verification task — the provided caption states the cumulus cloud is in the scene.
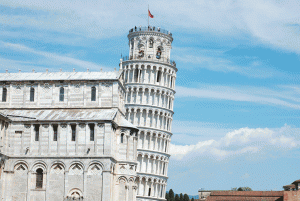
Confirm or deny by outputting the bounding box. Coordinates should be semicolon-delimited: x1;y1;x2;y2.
170;125;300;160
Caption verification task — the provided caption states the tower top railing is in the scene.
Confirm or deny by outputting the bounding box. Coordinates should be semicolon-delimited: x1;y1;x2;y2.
122;55;176;67
129;26;172;36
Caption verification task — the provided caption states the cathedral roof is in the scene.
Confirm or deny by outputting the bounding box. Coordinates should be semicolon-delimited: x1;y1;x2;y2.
0;108;118;122
0;71;121;82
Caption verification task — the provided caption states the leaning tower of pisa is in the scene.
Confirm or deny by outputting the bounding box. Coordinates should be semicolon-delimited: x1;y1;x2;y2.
120;26;177;201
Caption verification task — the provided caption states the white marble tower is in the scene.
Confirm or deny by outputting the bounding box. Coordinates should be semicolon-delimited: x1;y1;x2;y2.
121;26;177;201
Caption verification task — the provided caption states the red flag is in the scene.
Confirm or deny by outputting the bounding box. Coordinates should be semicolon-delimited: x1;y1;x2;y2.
148;9;154;18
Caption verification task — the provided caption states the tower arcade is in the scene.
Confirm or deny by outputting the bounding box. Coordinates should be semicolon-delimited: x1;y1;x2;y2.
121;26;177;201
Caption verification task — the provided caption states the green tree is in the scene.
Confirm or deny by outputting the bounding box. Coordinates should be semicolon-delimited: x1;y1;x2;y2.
237;187;252;191
166;192;170;201
183;194;190;201
191;198;195;201
180;193;184;201
175;194;180;201
169;189;175;199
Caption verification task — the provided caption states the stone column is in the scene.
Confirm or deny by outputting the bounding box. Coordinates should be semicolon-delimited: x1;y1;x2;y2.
64;170;69;198
26;171;32;200
138;179;142;195
161;138;165;153
141;88;145;104
153;158;157;175
133;134;137;160
125;185;129;201
150;111;154;128
154;135;158;151
138;110;142;126
143;133;147;150
48;123;52;154
160;71;164;86
133;186;137;201
130;88;133;104
66;123;70;155
144;179;147;197
126;135;130;160
154;182;158;198
83;170;87;198
127;109;131;121
158;92;162;107
102;170;112;200
38;124;41;155
75;123;79;155
125;88;129;104
146;156;150;173
149;133;153;151
133;109;137;125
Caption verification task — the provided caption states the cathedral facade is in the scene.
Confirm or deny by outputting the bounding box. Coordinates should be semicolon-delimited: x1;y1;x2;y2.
0;27;176;201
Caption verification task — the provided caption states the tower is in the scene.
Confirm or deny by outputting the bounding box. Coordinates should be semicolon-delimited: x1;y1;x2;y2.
121;26;177;200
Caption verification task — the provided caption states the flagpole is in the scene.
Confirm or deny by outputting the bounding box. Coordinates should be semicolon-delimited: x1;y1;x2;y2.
148;5;149;28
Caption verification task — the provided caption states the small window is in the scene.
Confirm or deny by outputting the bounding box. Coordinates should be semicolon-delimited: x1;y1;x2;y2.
2;88;7;102
59;87;64;102
121;133;124;143
91;86;96;101
157;70;161;82
71;125;76;141
36;168;43;188
148;188;151;196
34;125;39;141
89;124;95;141
30;87;34;102
53;124;58;141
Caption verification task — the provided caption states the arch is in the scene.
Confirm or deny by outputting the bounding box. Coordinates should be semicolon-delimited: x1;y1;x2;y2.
87;163;103;175
31;161;47;172
69;162;84;175
67;188;83;198
50;163;64;175
14;161;29;171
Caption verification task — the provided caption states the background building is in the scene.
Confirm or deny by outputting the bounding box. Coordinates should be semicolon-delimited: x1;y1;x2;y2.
122;26;177;201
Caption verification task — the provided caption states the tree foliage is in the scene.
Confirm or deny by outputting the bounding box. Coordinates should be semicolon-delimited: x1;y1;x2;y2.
175;194;180;201
191;198;195;201
180;193;184;201
183;194;190;201
235;187;252;191
169;189;175;199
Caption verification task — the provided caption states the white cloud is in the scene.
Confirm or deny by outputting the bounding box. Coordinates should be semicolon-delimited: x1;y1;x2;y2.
1;0;300;53
170;125;300;160
0;41;110;71
176;84;300;110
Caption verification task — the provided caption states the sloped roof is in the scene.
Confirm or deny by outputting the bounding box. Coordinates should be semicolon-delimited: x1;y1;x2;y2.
206;191;284;201
0;71;121;81
0;109;118;122
117;115;137;129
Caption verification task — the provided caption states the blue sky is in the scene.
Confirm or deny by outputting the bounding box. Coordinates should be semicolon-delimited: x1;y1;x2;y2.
1;0;300;195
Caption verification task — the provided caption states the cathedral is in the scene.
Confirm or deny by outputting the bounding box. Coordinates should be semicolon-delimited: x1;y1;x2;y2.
0;26;177;201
